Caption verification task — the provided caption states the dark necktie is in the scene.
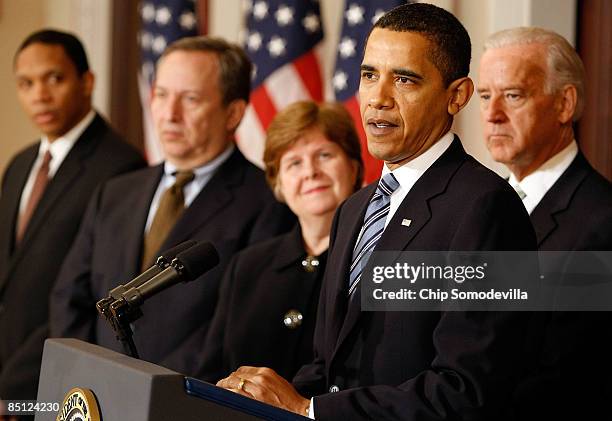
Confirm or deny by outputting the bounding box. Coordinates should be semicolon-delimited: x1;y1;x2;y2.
16;150;53;244
348;173;400;295
141;170;195;269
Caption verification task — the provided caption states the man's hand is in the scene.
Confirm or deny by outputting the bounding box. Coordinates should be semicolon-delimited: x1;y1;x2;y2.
217;366;310;416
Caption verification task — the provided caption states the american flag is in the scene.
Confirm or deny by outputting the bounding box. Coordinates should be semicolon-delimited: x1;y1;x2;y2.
236;0;324;167
333;0;408;183
138;0;202;163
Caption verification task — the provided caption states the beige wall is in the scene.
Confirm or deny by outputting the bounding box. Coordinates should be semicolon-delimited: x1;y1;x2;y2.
0;0;111;178
0;0;44;175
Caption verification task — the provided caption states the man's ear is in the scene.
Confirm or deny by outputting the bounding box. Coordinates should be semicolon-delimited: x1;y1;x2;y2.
225;99;247;132
447;77;474;116
556;84;577;124
82;70;95;98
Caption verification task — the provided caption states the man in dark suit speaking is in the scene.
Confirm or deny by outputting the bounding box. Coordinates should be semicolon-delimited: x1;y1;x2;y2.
0;30;145;402
50;37;291;376
217;4;537;420
478;27;612;419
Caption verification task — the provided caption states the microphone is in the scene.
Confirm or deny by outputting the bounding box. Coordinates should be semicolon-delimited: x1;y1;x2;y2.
117;242;219;309
96;240;197;317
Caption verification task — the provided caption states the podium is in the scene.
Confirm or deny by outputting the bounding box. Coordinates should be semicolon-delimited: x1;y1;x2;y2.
36;338;308;421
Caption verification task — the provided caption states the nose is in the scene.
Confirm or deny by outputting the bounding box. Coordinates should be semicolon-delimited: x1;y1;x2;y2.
302;157;320;179
367;79;393;110
483;95;507;124
32;81;52;103
161;95;182;122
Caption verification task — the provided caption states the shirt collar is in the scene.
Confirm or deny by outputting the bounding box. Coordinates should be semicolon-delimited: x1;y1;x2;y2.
39;110;96;176
382;131;454;191
509;140;578;214
163;143;235;179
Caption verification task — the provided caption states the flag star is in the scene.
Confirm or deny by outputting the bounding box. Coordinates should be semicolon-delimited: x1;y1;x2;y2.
268;36;286;57
253;1;269;20
333;71;348;91
275;5;294;26
155;6;172;25
339;37;357;58
141;3;155;22
179;11;197;30
140;31;153;50
345;4;365;26
248;31;263;51
371;9;385;25
152;35;167;54
302;12;320;33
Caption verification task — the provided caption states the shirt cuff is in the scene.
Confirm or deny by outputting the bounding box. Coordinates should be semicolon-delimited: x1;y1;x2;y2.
308;398;315;419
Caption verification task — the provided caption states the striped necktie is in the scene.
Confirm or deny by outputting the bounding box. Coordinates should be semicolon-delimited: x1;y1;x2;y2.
349;173;400;295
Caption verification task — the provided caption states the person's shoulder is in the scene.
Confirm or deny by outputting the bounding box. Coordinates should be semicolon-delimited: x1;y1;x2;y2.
2;142;39;180
455;155;513;195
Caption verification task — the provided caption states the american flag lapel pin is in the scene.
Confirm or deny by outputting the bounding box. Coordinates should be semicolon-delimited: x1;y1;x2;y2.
401;219;412;227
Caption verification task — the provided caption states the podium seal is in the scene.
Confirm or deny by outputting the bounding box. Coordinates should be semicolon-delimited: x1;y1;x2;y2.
56;387;101;421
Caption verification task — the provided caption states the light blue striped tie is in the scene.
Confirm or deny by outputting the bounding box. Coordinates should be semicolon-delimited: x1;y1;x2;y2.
348;173;400;295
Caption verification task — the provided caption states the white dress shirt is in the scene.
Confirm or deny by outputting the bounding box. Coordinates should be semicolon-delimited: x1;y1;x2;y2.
143;144;235;233
508;141;578;214
18;110;96;215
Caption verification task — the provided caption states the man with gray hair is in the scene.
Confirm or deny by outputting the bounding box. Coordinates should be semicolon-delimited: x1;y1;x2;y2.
51;36;293;376
478;27;612;419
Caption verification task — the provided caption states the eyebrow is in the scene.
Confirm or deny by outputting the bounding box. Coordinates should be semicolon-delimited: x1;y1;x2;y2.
360;64;423;80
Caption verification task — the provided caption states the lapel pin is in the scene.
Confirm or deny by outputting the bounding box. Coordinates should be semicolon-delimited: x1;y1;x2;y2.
401;219;412;227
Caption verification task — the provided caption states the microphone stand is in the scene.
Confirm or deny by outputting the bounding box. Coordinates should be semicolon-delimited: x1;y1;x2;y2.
97;294;144;359
108;298;142;359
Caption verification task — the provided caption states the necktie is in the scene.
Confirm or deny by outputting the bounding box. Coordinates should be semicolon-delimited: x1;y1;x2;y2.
16;150;53;244
348;173;400;295
141;170;195;269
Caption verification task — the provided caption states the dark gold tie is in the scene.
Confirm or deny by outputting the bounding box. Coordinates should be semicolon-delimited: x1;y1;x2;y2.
16;150;53;244
141;170;195;269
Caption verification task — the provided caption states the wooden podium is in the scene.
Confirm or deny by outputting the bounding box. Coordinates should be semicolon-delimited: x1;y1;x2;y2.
36;338;308;421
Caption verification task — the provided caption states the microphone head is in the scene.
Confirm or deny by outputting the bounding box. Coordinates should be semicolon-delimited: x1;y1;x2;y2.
174;242;220;281
158;240;198;264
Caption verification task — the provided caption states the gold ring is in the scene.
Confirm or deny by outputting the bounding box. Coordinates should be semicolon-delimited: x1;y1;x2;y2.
238;377;246;391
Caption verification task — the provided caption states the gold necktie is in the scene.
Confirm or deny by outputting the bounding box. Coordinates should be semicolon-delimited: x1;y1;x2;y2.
16;150;53;244
141;170;195;269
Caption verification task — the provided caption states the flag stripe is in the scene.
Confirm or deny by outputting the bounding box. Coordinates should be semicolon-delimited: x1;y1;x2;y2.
293;50;324;101
250;85;279;131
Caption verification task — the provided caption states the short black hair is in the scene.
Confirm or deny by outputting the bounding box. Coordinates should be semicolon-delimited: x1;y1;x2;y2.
373;2;471;86
15;29;90;76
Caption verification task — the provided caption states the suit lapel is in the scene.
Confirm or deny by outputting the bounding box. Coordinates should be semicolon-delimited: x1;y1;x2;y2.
17;116;105;250
0;146;37;288
327;185;375;349
124;166;164;275
159;148;245;250
530;152;588;247
331;137;468;362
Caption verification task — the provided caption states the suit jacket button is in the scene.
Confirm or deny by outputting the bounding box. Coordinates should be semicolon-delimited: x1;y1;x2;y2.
329;385;340;393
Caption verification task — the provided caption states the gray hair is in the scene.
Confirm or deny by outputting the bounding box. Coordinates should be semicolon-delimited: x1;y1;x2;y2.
484;27;585;121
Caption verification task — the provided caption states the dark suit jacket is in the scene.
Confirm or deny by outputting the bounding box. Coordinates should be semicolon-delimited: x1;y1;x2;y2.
512;152;612;420
0;114;145;400
197;226;326;383
50;148;294;376
292;137;538;420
